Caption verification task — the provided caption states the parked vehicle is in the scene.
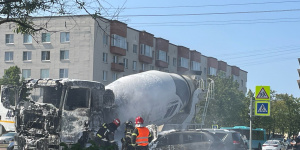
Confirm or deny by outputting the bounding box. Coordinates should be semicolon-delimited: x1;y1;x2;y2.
203;129;247;150
149;130;226;150
262;140;287;150
221;126;267;150
0;132;16;144
269;134;289;149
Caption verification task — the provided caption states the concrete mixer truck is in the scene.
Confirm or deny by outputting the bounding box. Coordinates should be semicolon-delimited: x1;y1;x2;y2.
106;70;214;131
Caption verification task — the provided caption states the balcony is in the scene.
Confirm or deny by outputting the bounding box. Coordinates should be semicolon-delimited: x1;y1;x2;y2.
139;55;152;64
111;63;124;72
110;46;126;56
177;67;189;74
155;60;168;68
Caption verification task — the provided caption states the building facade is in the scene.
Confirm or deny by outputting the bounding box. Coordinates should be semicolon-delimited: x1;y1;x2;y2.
0;15;248;94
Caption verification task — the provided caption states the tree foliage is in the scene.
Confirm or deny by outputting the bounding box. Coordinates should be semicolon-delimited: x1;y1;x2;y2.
0;0;123;34
0;66;21;106
198;75;247;128
196;74;300;138
0;65;21;86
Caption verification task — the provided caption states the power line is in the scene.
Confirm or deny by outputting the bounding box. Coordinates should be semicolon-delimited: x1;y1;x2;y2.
104;0;300;10
128;17;300;25
220;48;300;67
130;19;300;27
103;8;300;17
219;47;300;60
214;44;300;57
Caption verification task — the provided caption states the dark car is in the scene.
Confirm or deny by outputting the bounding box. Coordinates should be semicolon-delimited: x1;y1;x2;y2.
203;129;247;150
149;130;226;150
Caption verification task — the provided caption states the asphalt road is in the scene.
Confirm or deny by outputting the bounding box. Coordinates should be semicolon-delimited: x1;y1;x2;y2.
0;144;7;150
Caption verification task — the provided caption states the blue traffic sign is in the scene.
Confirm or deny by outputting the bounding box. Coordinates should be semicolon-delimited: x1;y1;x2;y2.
255;101;270;116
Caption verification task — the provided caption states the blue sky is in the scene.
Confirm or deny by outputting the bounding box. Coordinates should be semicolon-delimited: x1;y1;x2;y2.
86;0;300;98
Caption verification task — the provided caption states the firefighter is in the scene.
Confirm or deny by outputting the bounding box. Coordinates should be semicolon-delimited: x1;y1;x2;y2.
121;120;135;150
95;118;120;149
131;116;153;150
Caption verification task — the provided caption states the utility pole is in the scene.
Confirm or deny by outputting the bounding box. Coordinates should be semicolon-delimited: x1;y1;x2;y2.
249;97;253;150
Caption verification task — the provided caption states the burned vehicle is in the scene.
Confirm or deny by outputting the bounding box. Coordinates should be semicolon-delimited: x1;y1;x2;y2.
14;79;114;149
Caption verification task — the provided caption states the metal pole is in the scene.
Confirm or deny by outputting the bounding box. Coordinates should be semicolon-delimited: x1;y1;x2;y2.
250;97;253;150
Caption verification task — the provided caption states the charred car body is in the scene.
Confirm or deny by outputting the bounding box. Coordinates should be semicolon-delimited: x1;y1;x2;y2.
14;79;114;149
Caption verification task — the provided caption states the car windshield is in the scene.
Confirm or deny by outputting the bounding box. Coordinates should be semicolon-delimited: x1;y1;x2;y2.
2;132;15;137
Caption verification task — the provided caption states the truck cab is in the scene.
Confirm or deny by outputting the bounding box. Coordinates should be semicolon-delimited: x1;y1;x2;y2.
14;79;114;149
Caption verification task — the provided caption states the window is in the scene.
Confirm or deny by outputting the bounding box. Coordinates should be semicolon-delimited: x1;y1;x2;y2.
123;58;128;69
42;51;50;61
23;34;32;43
23;51;32;61
59;69;69;78
204;67;207;74
65;88;89;110
127;42;129;51
209;67;217;76
111;34;127;49
103;53;108;63
150;65;154;70
5;34;14;44
60;50;69;60
179;57;188;68
142;63;147;71
103;34;108;45
5;52;13;61
113;73;118;81
40;69;49;78
167;56;169;63
157;50;167;62
113;55;118;63
103;71;107;81
191;61;200;71
140;44;153;57
60;32;70;43
42;33;50;43
133;61;137;71
173;58;177;66
133;44;137;53
22;69;31;79
233;75;238;81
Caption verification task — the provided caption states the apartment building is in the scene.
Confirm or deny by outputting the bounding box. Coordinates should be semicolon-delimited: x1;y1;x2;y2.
0;15;248;94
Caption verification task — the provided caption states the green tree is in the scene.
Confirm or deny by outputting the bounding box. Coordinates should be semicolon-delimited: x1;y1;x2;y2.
0;66;21;106
0;66;21;86
0;0;123;34
200;74;247;128
275;94;300;137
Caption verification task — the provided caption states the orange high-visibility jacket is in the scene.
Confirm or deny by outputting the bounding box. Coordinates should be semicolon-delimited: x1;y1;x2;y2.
136;127;150;146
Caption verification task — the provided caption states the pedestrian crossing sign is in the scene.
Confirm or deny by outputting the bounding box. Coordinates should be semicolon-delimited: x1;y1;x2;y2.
255;86;270;100
212;125;218;129
255;101;270;116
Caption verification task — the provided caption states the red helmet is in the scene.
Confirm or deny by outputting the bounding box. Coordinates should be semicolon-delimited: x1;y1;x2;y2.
135;116;144;124
113;118;121;127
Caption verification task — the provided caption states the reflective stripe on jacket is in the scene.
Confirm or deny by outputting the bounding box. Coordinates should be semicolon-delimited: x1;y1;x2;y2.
136;127;150;146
